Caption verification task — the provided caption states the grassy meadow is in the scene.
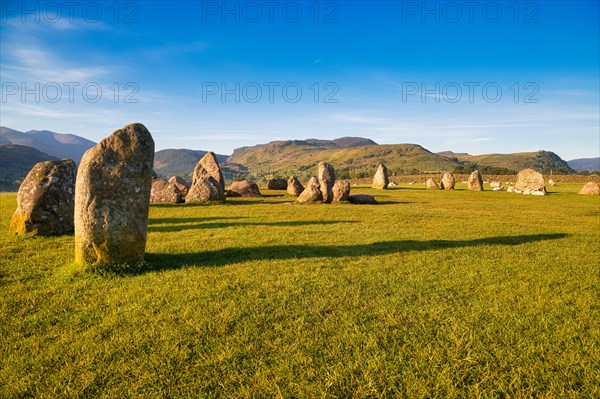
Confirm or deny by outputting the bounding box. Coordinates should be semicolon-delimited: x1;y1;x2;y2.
1;183;599;398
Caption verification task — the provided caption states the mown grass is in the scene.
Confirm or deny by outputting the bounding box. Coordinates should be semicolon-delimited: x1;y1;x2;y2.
1;183;599;398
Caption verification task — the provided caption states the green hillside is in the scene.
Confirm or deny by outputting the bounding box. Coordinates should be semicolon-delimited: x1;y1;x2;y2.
228;140;459;181
0;145;58;190
439;150;575;174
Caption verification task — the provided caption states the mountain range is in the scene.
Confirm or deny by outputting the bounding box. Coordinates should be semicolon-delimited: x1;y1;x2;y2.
1;126;597;189
0;127;96;162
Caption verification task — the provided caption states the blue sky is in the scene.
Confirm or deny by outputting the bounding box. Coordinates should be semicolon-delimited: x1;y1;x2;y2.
1;0;598;159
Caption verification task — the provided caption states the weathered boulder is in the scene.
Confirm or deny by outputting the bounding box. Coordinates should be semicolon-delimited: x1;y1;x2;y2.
490;181;502;189
426;178;439;190
468;170;484;191
287;176;304;196
186;175;225;202
348;194;377;204
74;123;154;265
440;172;455;190
168;176;190;196
318;162;335;203
507;185;516;193
332;180;350;202
227;180;261;197
150;179;183;204
297;177;323;203
548;178;556;186
515;168;545;193
372;164;389;189
579;182;600;195
10;159;76;236
192;151;225;190
267;178;288;190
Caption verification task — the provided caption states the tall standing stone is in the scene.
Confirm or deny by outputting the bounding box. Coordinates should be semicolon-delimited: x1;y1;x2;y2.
440;172;455;190
372;164;389;189
74;123;154;265
193;152;224;190
468;170;484;191
515;168;545;193
318;162;335;203
10;159;76;236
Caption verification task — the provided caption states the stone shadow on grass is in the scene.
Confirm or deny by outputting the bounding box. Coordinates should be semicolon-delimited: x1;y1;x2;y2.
148;216;249;225
141;233;568;274
148;220;359;233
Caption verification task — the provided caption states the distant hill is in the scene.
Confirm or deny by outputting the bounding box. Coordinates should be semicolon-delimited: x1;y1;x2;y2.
153;149;236;181
0;127;96;162
568;157;600;172
0;145;59;190
228;139;457;181
437;150;575;174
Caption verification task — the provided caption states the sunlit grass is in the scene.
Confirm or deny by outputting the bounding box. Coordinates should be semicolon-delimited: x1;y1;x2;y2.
1;183;599;398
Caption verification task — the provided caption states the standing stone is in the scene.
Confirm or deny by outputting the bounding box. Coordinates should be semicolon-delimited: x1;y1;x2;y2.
227;180;261;197
267;178;288;190
10;159;76;236
426;178;439;190
150;179;183;204
168;176;190;196
318;162;335;203
74;123;154;265
440;172;455;190
186;175;225;202
297;177;323;203
332;180;351;202
468;170;484;191
192;152;224;190
287;176;304;196
372;164;389;189
515;168;545;193
579;182;600;195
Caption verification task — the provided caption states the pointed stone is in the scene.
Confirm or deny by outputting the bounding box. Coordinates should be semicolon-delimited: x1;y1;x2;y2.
192;152;224;190
372;164;389;189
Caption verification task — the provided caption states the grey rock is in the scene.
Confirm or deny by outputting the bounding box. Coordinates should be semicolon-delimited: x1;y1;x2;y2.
74;123;154;265
372;164;389;189
150;179;183;204
287;176;304;196
440;172;455;190
332;180;350;202
10;159;76;236
348;194;377;204
318;162;335;203
468;170;484;191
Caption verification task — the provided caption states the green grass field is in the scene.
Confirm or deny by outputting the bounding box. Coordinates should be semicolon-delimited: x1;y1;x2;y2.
1;184;599;398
